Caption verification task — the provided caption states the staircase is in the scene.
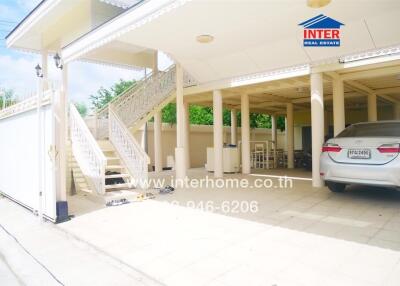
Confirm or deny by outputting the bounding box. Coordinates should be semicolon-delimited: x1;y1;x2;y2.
69;64;195;196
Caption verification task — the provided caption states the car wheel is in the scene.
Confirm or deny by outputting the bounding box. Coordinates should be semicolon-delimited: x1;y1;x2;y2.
326;181;346;192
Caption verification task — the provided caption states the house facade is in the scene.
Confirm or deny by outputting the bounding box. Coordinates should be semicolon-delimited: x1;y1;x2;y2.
2;0;400;222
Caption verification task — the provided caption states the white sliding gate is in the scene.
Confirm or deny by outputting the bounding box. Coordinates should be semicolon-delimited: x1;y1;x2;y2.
0;91;58;221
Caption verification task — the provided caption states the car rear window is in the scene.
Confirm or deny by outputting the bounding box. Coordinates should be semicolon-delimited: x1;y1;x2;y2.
337;122;400;137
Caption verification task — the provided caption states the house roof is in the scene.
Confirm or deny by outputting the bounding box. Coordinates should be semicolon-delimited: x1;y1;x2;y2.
299;14;345;29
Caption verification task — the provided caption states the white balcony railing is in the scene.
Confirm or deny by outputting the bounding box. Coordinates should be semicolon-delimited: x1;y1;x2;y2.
94;64;196;138
70;103;107;194
109;105;150;188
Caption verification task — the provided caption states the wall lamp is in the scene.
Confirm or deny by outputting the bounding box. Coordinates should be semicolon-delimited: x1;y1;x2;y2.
35;64;43;78
53;53;63;69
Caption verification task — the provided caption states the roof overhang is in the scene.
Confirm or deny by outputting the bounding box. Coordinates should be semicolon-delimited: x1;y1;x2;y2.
62;0;400;85
6;0;61;50
99;0;142;9
62;0;187;63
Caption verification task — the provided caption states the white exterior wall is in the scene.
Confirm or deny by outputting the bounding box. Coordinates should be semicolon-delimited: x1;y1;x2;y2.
0;104;56;221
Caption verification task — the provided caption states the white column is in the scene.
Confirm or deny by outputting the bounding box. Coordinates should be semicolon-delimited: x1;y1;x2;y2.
368;93;377;122
152;51;162;173
241;94;251;174
213;90;224;178
152;50;158;74
183;101;190;169
231;109;237;145
394;103;400;120
175;63;187;179
286;103;294;169
332;78;345;136
311;72;324;187
154;111;162;173
284;117;287;151
58;64;68;202
271;114;277;168
41;51;48;90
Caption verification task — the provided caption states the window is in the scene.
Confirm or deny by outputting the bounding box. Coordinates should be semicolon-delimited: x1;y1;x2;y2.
337;122;400;138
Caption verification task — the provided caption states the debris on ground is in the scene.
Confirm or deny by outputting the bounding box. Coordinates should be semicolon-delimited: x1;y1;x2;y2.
106;198;130;207
159;185;175;194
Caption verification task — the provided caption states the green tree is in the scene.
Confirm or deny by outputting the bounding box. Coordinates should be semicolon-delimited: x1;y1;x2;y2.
90;79;136;110
161;103;177;125
160;103;285;131
74;102;88;117
0;89;17;109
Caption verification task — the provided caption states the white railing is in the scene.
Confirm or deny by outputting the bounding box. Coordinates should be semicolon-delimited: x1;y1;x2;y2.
0;91;52;120
70;103;107;194
115;65;177;127
94;64;196;137
109;105;150;188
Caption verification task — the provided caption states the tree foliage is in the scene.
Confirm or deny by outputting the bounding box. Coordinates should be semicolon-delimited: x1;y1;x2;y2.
90;79;136;110
74;102;88;117
0;89;17;109
161;103;286;131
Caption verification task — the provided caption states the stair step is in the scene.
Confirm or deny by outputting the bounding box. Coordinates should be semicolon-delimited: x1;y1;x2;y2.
106;157;119;161
105;183;131;190
105;173;130;179
106;165;124;169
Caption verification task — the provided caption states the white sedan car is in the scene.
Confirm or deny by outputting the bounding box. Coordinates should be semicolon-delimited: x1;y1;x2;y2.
320;121;400;192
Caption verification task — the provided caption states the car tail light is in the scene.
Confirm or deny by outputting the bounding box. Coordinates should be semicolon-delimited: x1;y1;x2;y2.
322;143;342;153
377;144;400;153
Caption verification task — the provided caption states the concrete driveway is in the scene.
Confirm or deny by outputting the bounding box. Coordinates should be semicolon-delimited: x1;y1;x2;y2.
63;168;400;286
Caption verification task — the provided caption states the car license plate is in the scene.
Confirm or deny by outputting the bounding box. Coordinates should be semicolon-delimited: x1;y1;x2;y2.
348;149;371;159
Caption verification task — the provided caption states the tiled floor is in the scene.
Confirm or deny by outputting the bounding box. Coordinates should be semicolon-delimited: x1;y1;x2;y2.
63;168;400;285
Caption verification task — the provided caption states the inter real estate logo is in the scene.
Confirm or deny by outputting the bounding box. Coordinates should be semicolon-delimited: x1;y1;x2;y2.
299;14;344;47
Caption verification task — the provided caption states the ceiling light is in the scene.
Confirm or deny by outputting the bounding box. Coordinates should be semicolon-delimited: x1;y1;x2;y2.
196;35;214;44
307;0;331;8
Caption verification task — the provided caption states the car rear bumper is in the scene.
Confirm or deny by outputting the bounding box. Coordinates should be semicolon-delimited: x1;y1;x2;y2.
320;153;400;187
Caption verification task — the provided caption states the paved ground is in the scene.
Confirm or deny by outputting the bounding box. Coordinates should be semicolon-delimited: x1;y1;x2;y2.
0;196;162;286
62;168;400;286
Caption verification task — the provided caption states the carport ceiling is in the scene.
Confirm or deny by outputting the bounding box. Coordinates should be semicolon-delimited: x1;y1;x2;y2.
115;0;400;83
186;65;400;115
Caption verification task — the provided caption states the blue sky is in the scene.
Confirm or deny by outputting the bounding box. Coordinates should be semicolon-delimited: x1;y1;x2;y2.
0;0;149;108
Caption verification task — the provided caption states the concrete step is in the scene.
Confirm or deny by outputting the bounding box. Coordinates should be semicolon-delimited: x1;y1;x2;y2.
105;183;131;190
106;157;119;161
106;165;125;170
105;173;130;179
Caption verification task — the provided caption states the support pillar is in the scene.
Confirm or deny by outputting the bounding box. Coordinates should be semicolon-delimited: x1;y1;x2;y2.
394;103;400;120
154;111;162;173
175;63;187;179
286;103;294;169
41;51;48;90
368;93;377;122
230;109;237;145
311;72;324;187
241;94;251;174
183;101;190;169
271;114;277;168
152;51;163;173
213;90;224;178
57;63;68;202
332;78;345;136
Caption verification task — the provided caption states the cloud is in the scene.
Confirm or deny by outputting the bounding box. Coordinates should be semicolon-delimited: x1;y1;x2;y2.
0;51;144;108
0;53;39;100
68;61;144;108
